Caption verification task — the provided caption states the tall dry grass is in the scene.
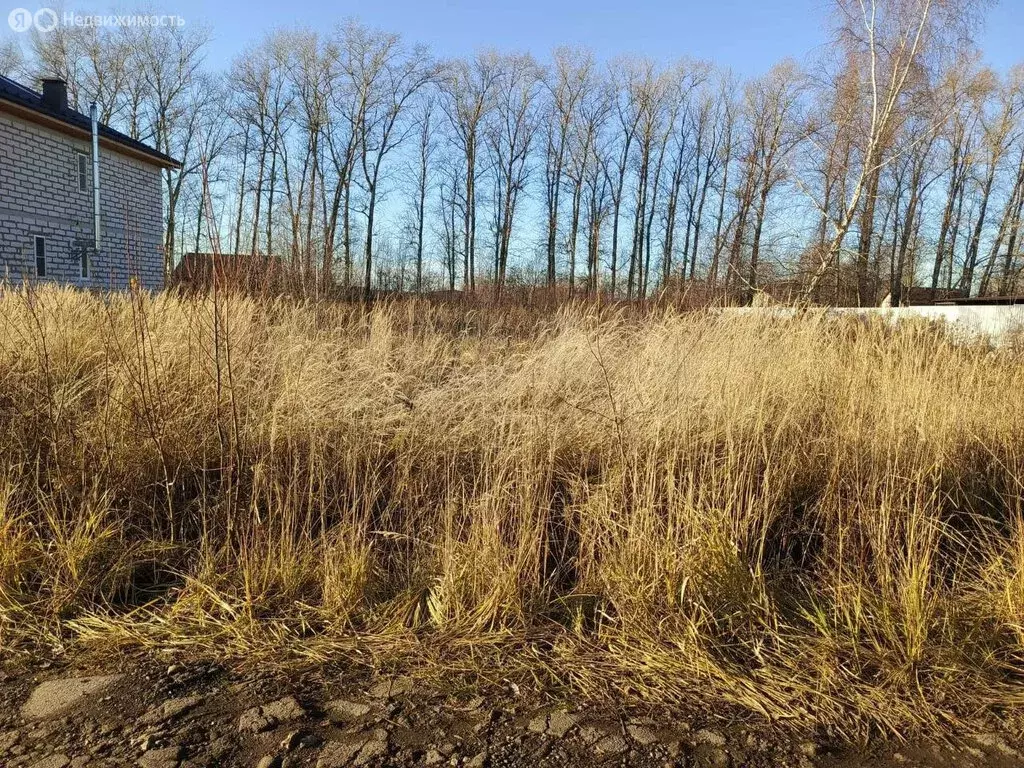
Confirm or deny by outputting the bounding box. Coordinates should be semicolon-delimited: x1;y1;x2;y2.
2;284;1024;736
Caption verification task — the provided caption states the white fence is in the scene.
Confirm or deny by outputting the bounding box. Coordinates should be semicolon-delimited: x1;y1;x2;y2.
847;305;1024;345
725;304;1024;346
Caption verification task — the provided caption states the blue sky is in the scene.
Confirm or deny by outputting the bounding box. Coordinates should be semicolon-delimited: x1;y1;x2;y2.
3;1;1020;78
165;0;1021;75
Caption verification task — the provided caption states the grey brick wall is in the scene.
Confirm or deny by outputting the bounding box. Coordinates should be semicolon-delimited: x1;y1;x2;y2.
0;111;165;290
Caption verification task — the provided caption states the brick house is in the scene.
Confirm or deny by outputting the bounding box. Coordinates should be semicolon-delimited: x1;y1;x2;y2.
0;75;179;289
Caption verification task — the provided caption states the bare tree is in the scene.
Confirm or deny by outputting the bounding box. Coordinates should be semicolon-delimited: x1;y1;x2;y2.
231;32;291;266
889;105;941;302
663;62;714;284
411;97;436;292
740;61;805;302
283;30;332;285
802;0;992;302
797;53;857;301
354;31;433;299
959;67;1024;291
439;52;501;292
541;47;595;288
622;59;667;298
486;54;540;295
436;157;465;292
131;23;214;275
0;38;23;78
930;59;984;293
565;66;610;293
989;142;1024;294
601;58;647;296
707;78;738;290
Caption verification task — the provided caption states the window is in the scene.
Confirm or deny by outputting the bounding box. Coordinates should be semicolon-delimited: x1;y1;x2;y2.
34;236;46;277
80;247;89;279
76;152;88;192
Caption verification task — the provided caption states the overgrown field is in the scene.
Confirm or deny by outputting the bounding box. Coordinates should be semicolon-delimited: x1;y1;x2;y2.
3;286;1024;737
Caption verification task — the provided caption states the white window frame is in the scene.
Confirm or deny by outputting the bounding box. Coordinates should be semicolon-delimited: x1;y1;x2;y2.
34;236;46;277
75;152;88;192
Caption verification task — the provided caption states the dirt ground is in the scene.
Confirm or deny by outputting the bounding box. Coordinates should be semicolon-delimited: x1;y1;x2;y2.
1;652;1022;768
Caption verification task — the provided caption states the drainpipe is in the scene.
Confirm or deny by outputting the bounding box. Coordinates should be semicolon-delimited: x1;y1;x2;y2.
90;102;101;252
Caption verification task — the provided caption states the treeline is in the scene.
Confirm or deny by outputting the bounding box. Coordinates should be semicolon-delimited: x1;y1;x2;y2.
3;0;1021;304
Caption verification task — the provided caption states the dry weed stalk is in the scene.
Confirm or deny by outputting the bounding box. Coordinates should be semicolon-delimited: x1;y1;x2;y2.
1;286;1024;735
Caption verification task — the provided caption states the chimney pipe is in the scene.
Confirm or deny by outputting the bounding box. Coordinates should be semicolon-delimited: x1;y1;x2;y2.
41;78;68;111
90;101;101;252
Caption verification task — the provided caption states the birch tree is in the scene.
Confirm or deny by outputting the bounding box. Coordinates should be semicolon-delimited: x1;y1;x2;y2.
802;0;992;302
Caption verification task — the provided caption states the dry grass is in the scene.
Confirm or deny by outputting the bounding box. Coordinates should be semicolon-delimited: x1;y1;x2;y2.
3;284;1024;736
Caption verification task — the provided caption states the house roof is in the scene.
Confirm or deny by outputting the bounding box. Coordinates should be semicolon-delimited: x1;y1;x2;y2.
0;75;180;169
